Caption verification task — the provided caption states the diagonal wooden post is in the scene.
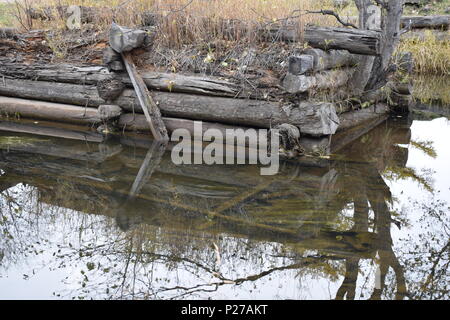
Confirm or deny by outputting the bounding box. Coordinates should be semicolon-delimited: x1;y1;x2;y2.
109;23;169;141
122;52;169;141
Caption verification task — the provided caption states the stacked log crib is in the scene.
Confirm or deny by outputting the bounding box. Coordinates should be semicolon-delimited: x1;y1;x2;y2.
0;7;420;158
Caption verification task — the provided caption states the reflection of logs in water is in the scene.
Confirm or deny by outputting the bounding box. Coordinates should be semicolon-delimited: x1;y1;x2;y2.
0;116;413;262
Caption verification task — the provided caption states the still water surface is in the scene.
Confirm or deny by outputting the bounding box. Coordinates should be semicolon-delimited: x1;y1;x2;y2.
0;113;449;300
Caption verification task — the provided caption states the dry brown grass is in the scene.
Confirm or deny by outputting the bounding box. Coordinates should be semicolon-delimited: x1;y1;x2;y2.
11;0;337;45
398;30;450;76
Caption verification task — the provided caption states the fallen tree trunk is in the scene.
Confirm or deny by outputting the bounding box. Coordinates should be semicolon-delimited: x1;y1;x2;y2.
401;15;450;30
0;80;340;136
301;26;380;56
261;24;381;55
282;68;355;94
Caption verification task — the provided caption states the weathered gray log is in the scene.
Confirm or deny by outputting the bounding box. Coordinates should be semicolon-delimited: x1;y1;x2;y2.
401;15;450;30
98;105;122;120
0;80;340;136
0;78;104;107
0;62;111;85
288;55;315;75
230;22;381;55
0;62;248;98
0;96;102;124
302;48;359;72
120;114;259;144
282;68;355;94
337;103;390;131
301;26;380;56
118;92;340;136
122;52;169;141
103;46;125;71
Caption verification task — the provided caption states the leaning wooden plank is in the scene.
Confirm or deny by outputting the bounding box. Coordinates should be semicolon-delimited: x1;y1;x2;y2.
128;141;167;198
122;52;169;141
0;81;340;136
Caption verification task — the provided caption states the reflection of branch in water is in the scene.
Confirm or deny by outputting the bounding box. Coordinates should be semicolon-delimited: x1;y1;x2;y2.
384;166;434;193
410;140;437;159
157;256;334;300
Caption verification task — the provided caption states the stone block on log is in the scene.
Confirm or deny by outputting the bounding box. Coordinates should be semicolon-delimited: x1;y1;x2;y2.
109;23;147;53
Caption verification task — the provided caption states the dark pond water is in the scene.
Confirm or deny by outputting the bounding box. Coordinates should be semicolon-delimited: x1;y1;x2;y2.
0;111;449;300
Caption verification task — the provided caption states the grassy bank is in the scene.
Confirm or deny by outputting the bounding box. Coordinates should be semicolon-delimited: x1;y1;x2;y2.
413;75;450;104
2;1;449;77
398;30;450;76
0;2;14;27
